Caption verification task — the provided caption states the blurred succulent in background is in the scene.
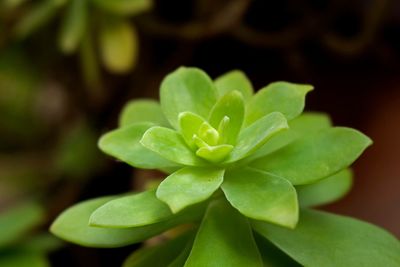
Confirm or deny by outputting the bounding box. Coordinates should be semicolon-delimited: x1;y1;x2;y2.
50;67;400;266
0;202;60;267
1;0;152;89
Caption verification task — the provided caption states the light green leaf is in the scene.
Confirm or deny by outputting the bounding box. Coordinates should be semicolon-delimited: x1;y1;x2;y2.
0;202;44;247
178;112;206;149
196;144;233;163
245;81;313;126
227;112;288;162
160;67;217;129
50;196;201;248
248;112;332;161
140;126;205;166
99;18;138;73
214;70;254;101
252;209;400;267
89;190;172;228
14;0;59;38
185;199;263;267
297;169;353;207
58;0;87;53
119;99;169;128
208;90;245;145
0;250;49;267
156;167;224;213
92;0;152;16
99;122;178;169
222;168;298;228
251;127;372;185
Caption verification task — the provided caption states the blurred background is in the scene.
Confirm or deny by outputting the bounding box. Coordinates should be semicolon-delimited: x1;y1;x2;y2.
1;0;400;266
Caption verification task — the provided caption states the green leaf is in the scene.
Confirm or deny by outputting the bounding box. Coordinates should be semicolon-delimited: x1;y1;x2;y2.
99;18;138;73
208;90;245;145
297;169;353;207
14;0;59;38
50;196;201;248
160;67;217;129
252;209;400;267
168;240;193;267
89;190;172;228
214;70;254;101
178;112;206;149
248;112;332;161
254;233;301;267
140;126;205;166
0;250;49;267
58;0;87;53
156;167;224;213
0;202;44;247
123;231;192;267
195;144;233;163
91;0;152;16
227;112;288;162
119;99;169;128
251;127;372;185
185;199;263;267
245;81;313;126
99;122;178;169
222;168;298;228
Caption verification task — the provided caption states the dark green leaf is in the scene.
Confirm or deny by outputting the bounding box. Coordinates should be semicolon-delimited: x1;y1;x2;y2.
156;167;224;213
92;0;152;16
160;67;217;129
99;122;179;169
119;99;169;128
214;70;253;101
222;168;298;228
245;82;313;126
185;199;263;267
58;0;87;53
252;209;400;267
251;127;372;185
0;202;44;247
297;169;353;207
123;231;192;267
0;250;49;267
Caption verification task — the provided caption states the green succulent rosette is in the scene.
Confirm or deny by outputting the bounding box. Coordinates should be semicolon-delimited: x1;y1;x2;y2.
51;67;400;266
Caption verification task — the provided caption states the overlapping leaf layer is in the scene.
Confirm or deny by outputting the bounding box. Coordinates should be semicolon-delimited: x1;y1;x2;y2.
51;67;400;266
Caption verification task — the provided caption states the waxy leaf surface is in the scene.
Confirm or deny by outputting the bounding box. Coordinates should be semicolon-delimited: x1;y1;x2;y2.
245;82;313;126
119;99;168;127
208;90;245;145
50;197;200;248
253;209;400;267
297;169;352;207
140;126;205;166
214;70;254;101
89;190;172;228
222;168;298;228
251;127;372;185
99;123;178;169
228;112;288;162
156;167;224;213
160;67;217;129
185;200;263;267
248;112;331;161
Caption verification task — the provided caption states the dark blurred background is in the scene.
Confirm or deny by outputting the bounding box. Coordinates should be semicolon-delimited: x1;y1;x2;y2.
1;0;400;266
